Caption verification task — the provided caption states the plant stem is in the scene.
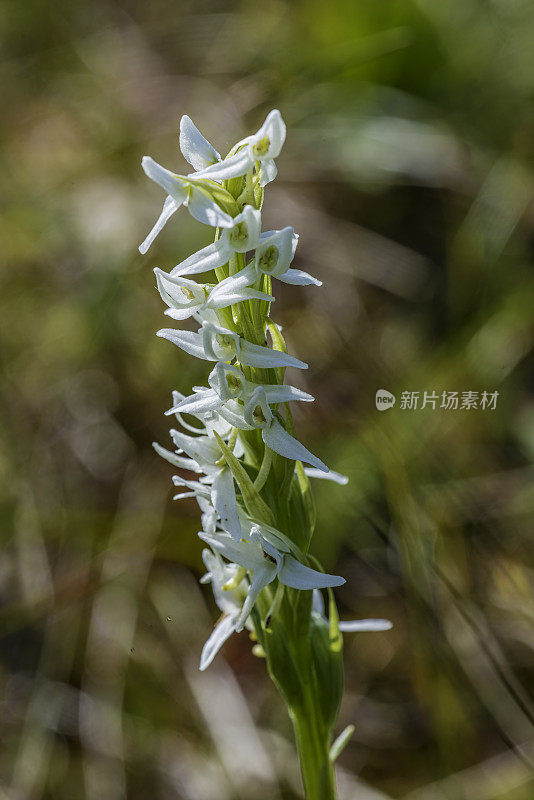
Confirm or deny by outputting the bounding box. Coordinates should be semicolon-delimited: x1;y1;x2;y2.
291;695;337;800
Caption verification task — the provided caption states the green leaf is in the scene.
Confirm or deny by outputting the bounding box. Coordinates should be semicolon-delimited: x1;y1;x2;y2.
262;619;305;710
214;431;276;527
310;595;344;732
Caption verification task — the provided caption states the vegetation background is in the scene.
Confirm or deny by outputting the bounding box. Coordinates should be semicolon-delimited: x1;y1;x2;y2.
1;1;534;798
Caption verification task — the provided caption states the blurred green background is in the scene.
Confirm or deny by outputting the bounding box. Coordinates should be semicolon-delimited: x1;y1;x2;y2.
1;0;534;798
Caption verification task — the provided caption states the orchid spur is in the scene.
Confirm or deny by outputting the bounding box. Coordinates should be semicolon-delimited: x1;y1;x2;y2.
139;109;390;800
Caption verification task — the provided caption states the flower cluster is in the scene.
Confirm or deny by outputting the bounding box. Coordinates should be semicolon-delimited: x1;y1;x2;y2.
140;110;390;670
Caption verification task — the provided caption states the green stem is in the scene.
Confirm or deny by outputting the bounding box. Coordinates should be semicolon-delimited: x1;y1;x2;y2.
291;692;337;800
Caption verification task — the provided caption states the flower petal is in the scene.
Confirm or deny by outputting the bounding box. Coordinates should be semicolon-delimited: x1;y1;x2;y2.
277;268;322;286
236;563;277;631
187;186;234;228
168;388;221;416
238;340;307;370
179;115;221;172
152;442;202;472
199;615;237;671
259;158;278;187
262;385;314;404
338;619;392;632
189;148;253;182
199;531;263;572
279;556;345;590
142;157;189;204
211;468;241;541
171;239;232;277
156;328;209;360
139;195;180;254
262;418;328;471
304;468;348;485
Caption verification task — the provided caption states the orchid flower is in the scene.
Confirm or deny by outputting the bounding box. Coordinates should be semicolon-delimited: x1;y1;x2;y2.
139;157;233;254
157;320;308;370
170;205;262;278
189;110;286;187
200;528;344;632
199;549;251;670
198;227;321;301
154;265;273;321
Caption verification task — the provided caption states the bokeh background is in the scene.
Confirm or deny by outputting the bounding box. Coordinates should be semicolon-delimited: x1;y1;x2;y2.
2;1;534;798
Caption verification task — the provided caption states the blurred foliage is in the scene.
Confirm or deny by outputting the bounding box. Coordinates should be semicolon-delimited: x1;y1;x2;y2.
1;0;534;798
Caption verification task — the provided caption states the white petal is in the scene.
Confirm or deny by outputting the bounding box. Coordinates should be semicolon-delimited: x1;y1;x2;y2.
172;476;211;498
152;442;202;472
255;227;295;277
142;157;189;204
279;556;345;590
236;563;277;631
154;268;204;309
156;328;210;360
139;196;180;254
262;418;328;471
187;186;234;228
238;340;307;370
208;362;246;402
227;206;262;252
259;109;286;158
170;429;220;467
262;385;314;404
189;149;253;182
179;115;221;172
201;322;239;362
199;615;237;671
259;158;277;186
304;468;348;485
312;588;326;616
338;619;393;632
211;468;241;541
206;284;273;309
169;389;221;416
164;306;202;321
199;532;263;572
208;264;256;297
171;239;232;278
217;401;254;431
277;268;322;286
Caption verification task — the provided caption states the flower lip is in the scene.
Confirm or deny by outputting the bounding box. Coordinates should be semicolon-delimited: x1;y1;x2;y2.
244;387;272;429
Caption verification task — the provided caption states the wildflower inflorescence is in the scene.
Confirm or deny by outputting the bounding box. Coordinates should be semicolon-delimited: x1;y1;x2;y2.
139;110;390;674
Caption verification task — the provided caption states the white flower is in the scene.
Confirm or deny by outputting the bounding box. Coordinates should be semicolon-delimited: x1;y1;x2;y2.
139;157;233;254
199;549;250;670
169;205;262;278
188;110;286;187
154;266;273;321
168;362;313;416
255;228;321;286
203;228;321;297
200;527;345;632
157;321;308;370
168;428;243;541
217;386;328;472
